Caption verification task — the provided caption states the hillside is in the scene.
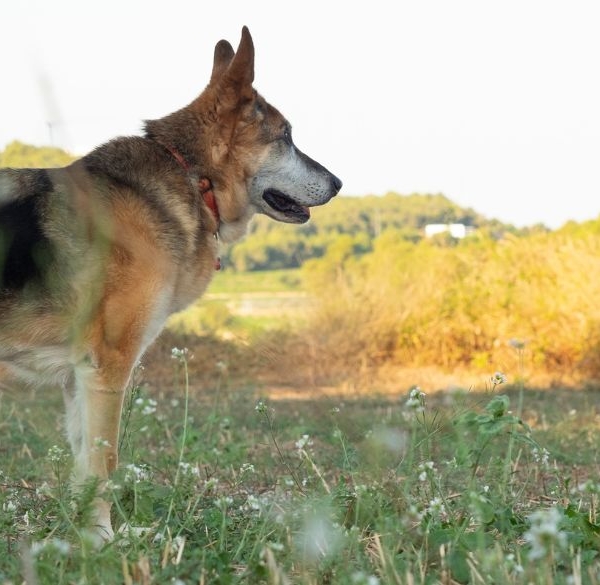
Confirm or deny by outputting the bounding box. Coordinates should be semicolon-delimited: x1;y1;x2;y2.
223;192;530;271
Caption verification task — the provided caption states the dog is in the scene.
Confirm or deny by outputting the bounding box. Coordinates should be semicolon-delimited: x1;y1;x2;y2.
0;26;341;541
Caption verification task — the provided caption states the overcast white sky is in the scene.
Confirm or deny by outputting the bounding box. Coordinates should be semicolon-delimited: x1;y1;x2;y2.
1;0;599;228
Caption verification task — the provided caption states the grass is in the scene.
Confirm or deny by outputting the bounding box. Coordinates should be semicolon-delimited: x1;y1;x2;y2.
2;355;600;584
167;269;308;336
206;268;303;295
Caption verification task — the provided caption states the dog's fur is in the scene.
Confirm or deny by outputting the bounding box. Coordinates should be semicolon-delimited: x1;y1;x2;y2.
0;27;341;540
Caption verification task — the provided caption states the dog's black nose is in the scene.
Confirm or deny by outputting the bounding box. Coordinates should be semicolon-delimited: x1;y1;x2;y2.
331;174;343;194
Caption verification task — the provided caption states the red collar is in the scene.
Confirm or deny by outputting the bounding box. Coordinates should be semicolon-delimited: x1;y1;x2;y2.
162;144;221;270
198;177;220;227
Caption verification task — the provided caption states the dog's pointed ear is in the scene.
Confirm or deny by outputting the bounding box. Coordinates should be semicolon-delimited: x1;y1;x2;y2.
210;40;235;84
223;26;254;97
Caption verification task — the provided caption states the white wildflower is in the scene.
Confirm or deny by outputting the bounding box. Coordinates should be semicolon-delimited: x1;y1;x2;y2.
171;347;189;361
124;463;151;484
575;479;600;494
46;445;67;463
2;499;16;513
172;535;185;554
31;538;71;557
246;494;263;511
532;447;550;466
295;434;313;451
178;462;200;477
240;463;255;475
491;371;507;386
104;479;122;492
426;497;446;518
93;437;111;449
505;553;524;575
215;496;234;510
523;507;567;560
135;397;157;416
300;516;342;560
405;386;426;413
352;571;380;585
418;461;436;482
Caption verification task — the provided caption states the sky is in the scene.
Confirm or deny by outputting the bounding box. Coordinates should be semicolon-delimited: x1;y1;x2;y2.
1;0;599;228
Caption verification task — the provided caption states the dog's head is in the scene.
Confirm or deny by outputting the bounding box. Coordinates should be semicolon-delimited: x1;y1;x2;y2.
204;27;342;226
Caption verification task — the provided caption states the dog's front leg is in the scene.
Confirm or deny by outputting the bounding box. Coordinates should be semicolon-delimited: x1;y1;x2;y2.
67;358;130;543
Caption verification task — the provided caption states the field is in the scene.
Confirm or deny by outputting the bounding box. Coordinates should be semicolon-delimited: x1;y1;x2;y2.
2;347;600;584
167;269;311;336
3;270;600;584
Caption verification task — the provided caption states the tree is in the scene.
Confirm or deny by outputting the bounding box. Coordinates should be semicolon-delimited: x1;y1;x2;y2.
0;140;76;168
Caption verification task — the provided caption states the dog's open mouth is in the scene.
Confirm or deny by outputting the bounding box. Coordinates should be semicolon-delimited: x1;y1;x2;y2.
263;189;310;223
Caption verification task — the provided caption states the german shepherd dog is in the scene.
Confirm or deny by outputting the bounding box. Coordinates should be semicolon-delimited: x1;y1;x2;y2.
0;27;341;541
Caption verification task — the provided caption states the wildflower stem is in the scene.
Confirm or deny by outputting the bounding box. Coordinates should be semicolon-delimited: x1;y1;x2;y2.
164;353;191;530
261;408;306;495
300;449;330;494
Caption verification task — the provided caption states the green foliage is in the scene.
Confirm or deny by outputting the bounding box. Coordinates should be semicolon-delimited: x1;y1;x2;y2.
0;140;76;168
4;365;600;583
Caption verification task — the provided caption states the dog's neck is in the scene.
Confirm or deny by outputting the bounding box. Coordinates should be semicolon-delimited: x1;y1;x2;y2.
159;142;222;270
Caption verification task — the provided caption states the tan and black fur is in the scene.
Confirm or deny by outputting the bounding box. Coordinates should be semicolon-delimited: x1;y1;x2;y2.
0;27;341;541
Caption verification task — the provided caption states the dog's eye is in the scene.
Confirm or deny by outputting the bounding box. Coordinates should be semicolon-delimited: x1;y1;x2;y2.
282;127;292;144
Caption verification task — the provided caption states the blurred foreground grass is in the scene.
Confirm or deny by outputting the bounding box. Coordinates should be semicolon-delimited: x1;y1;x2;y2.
2;356;600;584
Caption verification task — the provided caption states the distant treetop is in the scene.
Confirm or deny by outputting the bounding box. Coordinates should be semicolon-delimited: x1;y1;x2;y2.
0;140;77;168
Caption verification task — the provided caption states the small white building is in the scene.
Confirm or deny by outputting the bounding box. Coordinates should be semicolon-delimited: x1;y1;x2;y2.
424;223;475;239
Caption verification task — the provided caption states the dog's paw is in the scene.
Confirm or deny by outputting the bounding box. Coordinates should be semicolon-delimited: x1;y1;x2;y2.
115;523;155;548
81;523;115;549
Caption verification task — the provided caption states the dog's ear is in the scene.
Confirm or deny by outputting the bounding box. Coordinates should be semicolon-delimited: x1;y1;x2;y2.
222;26;254;99
210;40;235;84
